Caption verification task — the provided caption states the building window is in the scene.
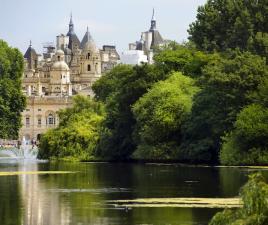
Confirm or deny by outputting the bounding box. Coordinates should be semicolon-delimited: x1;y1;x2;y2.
26;109;30;111
87;53;90;58
58;56;60;61
87;64;91;71
26;117;30;127
47;114;55;126
38;118;41;127
38;109;41;111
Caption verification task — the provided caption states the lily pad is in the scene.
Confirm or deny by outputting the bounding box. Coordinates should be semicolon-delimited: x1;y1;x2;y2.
107;197;242;208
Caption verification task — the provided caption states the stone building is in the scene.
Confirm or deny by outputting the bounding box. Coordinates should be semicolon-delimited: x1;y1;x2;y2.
19;16;120;141
121;9;167;65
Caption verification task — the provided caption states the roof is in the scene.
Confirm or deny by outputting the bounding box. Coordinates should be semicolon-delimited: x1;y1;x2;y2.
66;15;80;49
66;32;80;49
24;44;37;60
150;30;164;49
80;27;94;49
52;61;69;71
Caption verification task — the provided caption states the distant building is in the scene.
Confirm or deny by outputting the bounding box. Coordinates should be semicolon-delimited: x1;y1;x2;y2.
121;9;167;65
19;15;120;141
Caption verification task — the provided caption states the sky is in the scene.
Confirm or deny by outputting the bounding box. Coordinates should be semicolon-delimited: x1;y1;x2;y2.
0;0;207;55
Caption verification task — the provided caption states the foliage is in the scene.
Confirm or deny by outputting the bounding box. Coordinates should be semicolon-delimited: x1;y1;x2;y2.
92;64;168;159
38;96;105;161
180;51;267;163
210;173;268;225
220;104;268;165
92;65;134;102
0;39;26;139
154;42;210;77
132;72;200;160
188;0;268;57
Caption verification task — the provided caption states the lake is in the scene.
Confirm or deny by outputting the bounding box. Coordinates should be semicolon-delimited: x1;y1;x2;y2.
0;159;267;225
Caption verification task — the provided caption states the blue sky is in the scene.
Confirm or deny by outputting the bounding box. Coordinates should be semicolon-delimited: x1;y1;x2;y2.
0;0;207;54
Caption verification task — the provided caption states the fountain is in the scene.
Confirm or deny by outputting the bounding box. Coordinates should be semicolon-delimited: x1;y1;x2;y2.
0;136;38;159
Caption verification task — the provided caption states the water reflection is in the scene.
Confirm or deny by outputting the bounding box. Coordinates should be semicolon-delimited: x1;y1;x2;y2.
0;160;266;225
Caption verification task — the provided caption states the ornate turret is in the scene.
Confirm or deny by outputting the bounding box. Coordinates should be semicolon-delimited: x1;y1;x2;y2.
149;9;164;49
66;14;80;50
24;41;38;70
80;26;97;52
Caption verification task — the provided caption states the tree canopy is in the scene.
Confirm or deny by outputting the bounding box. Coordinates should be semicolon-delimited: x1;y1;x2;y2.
93;64;168;159
180;50;267;163
132;72;199;160
0;39;26;139
188;0;268;57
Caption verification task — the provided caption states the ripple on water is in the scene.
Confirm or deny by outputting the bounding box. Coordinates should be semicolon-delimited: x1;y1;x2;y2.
47;187;131;194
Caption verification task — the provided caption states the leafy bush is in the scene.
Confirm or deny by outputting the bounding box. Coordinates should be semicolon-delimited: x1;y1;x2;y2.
38;96;105;161
210;173;268;225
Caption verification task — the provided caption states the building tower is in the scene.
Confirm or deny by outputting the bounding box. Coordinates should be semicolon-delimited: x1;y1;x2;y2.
66;14;80;51
50;50;72;96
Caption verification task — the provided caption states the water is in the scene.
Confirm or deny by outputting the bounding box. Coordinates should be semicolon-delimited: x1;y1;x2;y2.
0;159;267;225
0;136;38;159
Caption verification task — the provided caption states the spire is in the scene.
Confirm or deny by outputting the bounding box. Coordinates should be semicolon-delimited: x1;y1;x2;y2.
66;13;81;50
70;12;73;25
152;8;156;21
68;12;74;33
150;8;156;31
30;40;32;47
86;26;89;38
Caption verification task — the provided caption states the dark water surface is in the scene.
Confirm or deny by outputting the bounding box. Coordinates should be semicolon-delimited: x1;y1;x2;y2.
0;159;267;225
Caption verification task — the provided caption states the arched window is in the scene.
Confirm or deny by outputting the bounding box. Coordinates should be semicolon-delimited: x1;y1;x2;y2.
47;113;55;126
87;53;90;58
87;64;91;71
57;56;60;61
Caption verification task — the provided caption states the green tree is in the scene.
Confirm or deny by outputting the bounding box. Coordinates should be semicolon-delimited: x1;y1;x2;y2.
92;64;168;159
220;104;268;165
210;173;268;225
38;96;105;161
92;64;134;102
188;0;268;57
154;42;210;77
180;51;267;163
0;39;26;139
132;72;200;160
